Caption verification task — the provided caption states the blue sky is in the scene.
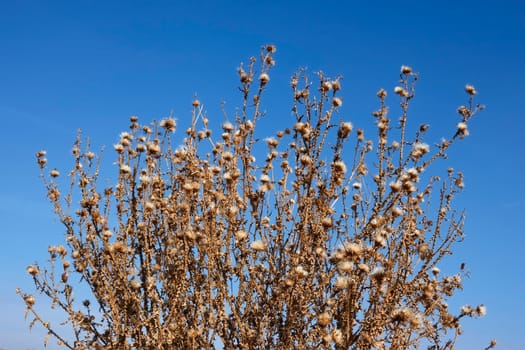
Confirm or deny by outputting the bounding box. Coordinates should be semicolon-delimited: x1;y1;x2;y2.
1;1;524;349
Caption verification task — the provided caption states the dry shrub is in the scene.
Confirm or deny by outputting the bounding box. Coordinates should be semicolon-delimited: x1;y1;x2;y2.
18;45;494;350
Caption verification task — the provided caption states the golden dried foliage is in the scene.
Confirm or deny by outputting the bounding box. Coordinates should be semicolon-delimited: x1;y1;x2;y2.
19;45;491;350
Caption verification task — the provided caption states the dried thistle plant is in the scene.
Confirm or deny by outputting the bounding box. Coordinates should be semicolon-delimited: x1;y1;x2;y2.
18;45;493;350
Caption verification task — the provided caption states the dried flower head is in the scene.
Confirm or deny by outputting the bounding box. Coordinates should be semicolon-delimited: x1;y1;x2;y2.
392;207;403;217
295;265;308;278
321;216;333;228
476;304;487;317
333;161;347;174
370;266;386;280
159;118;177;132
260;174;271;183
464;84;477;95
337;261;353;273
394;86;408;96
317;312;331;327
332;328;343;344
147;142;161;157
259;73;270;85
321;81;332;91
389;181;402;192
335;276;349;290
120;164;131;174
25;295;36;307
222;121;234;132
411;142;430;159
457;122;469;137
251;240;266;251
401;65;413;74
235;230;248;240
27;265;40;276
338;122;353;139
266;44;276;53
120;132;133;141
130;280;141;290
114;144;124;153
265;137;279;147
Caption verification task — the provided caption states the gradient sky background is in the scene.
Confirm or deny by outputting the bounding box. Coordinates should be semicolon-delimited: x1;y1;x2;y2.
1;1;524;349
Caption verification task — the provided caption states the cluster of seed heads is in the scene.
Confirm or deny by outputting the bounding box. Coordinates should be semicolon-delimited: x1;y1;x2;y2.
18;46;491;350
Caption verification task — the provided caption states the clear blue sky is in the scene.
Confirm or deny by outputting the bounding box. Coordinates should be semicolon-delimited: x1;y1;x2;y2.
1;1;523;349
